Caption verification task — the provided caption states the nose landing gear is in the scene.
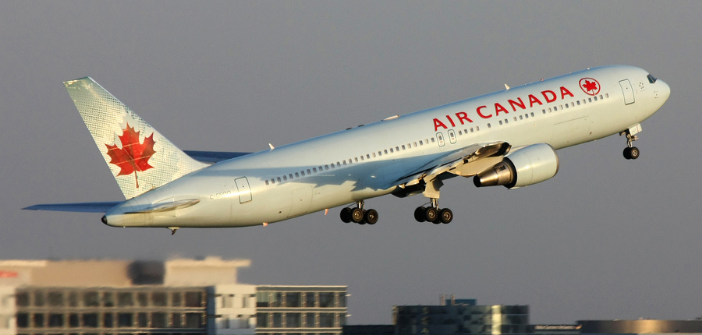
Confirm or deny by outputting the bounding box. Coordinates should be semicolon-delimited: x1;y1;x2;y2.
620;124;642;160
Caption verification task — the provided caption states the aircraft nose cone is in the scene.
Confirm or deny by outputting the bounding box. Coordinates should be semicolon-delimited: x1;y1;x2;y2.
658;79;671;101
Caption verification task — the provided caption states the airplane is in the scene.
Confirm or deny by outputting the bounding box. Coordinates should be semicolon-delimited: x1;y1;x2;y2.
25;65;670;233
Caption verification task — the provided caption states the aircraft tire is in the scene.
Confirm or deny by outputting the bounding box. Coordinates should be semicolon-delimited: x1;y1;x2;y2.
351;208;365;223
340;208;352;223
623;147;632;160
425;207;438;223
440;208;453;224
414;207;426;222
365;209;378;225
629;147;640;159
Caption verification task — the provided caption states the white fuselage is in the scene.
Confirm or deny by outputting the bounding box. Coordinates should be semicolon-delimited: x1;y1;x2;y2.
104;65;670;228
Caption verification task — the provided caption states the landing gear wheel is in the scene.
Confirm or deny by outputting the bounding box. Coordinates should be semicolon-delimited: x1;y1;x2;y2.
414;207;426;222
351;208;365;223
629;146;640;159
440;208;453;224
364;209;378;225
623;147;632;160
425;207;438;223
340;208;352;223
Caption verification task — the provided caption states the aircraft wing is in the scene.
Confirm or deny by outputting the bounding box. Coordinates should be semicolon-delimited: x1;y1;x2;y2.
386;141;511;189
23;202;122;213
183;150;252;164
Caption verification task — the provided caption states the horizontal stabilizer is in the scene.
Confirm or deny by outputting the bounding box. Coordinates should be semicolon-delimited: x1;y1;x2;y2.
183;150;251;164
23;202;122;213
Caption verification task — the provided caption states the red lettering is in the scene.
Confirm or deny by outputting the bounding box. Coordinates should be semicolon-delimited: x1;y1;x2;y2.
528;94;542;107
476;106;492;119
494;103;509;116
541;90;556;103
560;86;574;99
433;118;448;131
508;98;526;111
446;115;456;127
455;111;473;124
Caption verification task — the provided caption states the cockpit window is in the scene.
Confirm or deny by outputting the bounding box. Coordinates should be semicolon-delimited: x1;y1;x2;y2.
647;74;657;84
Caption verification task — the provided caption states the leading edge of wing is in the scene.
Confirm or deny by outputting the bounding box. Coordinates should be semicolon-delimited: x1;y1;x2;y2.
386;141;510;188
23;202;123;213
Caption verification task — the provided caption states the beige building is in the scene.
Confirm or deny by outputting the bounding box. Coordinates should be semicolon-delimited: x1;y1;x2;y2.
0;258;346;335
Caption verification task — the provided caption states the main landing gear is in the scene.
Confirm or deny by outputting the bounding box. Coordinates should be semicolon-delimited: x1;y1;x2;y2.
621;125;641;160
414;198;453;224
340;201;378;225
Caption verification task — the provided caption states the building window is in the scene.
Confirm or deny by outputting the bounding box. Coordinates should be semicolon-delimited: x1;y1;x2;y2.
103;313;113;328
257;313;269;328
103;292;114;307
319;293;334;308
305;293;315;307
172;313;182;328
257;292;269;307
304;313;315;327
185;313;202;328
69;313;79;327
84;291;99;307
117;313;132;327
137;292;148;307
47;292;63;306
152;292;167;307
286;313;301;328
319;313;334;327
185;292;202;307
16;292;29;307
337;293;346;307
286;293;301;307
272;313;282;328
16;313;28;328
117;293;133;307
138;313;148;327
48;314;63;327
34;292;45;307
152;313;166;328
83;313;98;328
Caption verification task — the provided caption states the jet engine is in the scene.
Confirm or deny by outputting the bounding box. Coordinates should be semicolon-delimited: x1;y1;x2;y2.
473;143;559;189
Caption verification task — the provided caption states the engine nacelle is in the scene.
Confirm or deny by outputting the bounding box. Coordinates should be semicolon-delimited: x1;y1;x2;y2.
473;143;559;189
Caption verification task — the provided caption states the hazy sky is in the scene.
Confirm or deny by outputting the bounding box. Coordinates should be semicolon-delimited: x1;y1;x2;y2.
2;1;701;325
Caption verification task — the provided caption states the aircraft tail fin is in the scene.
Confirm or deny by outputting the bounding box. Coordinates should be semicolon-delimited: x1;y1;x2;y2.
64;77;208;199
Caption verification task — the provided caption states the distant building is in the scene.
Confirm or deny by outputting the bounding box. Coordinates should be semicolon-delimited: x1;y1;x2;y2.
0;258;347;335
393;298;529;335
530;324;582;335
342;325;394;335
578;320;702;334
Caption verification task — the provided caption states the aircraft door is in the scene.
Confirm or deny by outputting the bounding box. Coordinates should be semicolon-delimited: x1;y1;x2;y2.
436;132;446;147
619;79;635;105
234;177;252;203
447;129;457;144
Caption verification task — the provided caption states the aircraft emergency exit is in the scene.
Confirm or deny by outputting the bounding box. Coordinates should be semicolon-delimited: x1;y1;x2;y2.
25;65;671;233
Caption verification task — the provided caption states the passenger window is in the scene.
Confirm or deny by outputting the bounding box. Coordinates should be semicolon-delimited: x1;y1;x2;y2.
384;149;388;154
565;104;569;108
505;119;508;124
395;146;399;151
307;169;311;174
300;171;304;177
294;172;299;177
487;123;491;128
499;120;503;125
314;167;319;172
476;126;480;131
265;180;269;185
514;117;517;121
342;160;346;165
360;156;364;161
325;165;329;170
519;115;523;120
470;128;474;132
530;112;534;117
271;179;276;184
355;157;358;162
414;142;418;147
594;96;598;101
458;131;462;135
430;138;435;143
542;109;546;114
283;176;288;181
277;177;281;182
554;106;558;111
337;162;340;167
605;93;609;98
378;151;382;156
588;98;592;102
419;141;423;145
402;145;406;150
289;174;294;179
367;154;371;159
577;101;580;105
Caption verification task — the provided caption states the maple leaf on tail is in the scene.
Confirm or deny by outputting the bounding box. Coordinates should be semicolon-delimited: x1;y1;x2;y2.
105;123;156;188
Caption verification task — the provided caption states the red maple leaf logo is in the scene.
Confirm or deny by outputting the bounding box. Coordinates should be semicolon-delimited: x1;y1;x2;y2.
579;78;600;95
105;123;156;188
